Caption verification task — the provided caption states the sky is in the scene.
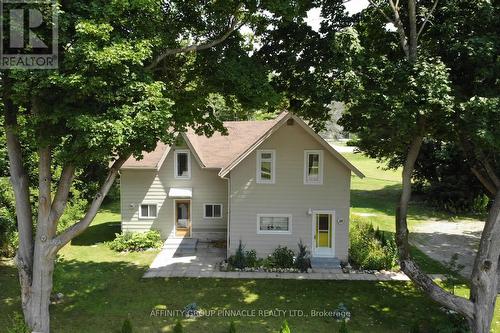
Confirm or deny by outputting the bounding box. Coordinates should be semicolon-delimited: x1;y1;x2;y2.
306;0;370;32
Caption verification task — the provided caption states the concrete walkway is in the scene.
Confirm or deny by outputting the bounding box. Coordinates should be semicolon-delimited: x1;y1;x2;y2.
144;241;445;281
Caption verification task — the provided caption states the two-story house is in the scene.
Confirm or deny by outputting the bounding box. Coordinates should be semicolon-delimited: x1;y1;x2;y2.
119;112;363;261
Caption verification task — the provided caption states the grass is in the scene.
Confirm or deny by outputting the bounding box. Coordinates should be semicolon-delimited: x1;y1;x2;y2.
0;154;499;332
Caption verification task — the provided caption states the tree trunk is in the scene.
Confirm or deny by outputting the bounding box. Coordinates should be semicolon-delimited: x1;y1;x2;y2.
469;190;500;333
24;246;56;333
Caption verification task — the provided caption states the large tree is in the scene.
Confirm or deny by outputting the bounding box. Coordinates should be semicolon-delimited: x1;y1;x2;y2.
1;1;318;331
337;0;499;331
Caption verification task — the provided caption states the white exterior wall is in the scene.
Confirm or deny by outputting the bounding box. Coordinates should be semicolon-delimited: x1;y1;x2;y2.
228;122;351;261
120;146;228;241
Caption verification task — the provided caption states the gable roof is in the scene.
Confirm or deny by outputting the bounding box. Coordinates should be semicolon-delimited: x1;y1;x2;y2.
121;112;364;178
183;112;288;169
121;142;170;170
218;112;364;178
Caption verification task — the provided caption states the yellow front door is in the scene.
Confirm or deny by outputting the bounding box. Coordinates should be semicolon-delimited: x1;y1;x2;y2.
316;213;331;248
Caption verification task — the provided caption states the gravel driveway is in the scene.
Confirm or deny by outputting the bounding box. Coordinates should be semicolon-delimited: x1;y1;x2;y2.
410;219;499;288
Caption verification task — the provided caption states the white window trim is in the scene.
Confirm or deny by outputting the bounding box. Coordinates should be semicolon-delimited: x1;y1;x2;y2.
203;203;223;219
138;203;158;219
257;214;292;235
174;149;191;180
256;149;276;184
304;150;324;185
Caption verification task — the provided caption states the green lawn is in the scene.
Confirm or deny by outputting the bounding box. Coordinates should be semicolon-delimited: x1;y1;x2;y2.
1;154;499;332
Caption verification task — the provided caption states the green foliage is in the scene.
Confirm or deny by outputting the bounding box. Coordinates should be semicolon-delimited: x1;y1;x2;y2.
57;188;88;233
349;219;398;270
279;320;291;333
294;240;311;272
409;321;420;333
173;320;183;333
107;231;162;252
338;320;348;333
0;179;18;257
120;319;132;333
6;313;30;333
413;141;491;214
244;249;258;268
229;321;236;333
228;240;247;269
269;246;295;268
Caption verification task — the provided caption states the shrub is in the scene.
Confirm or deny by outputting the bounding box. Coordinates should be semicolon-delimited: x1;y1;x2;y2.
108;231;162;252
339;320;348;333
228;240;247;269
349;219;398;270
279;320;291;333
120;319;132;333
0;179;18;257
6;313;30;333
57;188;87;233
294;240;311;272
173;320;183;333
270;246;295;268
229;321;236;333
245;249;258;268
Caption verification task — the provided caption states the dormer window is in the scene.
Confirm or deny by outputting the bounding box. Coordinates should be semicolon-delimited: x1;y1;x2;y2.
174;150;191;179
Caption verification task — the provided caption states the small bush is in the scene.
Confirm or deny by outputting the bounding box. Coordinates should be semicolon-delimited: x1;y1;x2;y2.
279;320;291;333
294;240;311;272
108;231;162;252
339;320;348;333
245;249;258;268
173;320;183;333
229;321;236;333
349;219;398;270
120;319;132;333
6;313;30;333
270;246;295;268
228;241;247;269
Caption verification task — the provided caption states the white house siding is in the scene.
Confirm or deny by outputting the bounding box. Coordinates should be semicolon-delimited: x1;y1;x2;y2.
120;145;228;241
228;122;351;261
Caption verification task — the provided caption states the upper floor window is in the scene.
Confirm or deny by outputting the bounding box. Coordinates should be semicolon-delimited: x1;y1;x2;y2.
174;150;191;179
304;150;323;185
256;149;275;184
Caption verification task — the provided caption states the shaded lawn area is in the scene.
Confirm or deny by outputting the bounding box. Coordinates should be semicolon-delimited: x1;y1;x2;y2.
0;259;468;333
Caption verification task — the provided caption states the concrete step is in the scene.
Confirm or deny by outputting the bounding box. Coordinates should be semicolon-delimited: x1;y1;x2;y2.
312;268;343;274
163;238;198;250
311;257;341;269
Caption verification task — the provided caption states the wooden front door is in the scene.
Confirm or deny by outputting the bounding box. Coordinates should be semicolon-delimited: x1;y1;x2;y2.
175;200;191;237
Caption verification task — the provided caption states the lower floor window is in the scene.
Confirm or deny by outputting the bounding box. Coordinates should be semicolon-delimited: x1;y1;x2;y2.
204;203;222;218
139;204;157;219
258;214;291;234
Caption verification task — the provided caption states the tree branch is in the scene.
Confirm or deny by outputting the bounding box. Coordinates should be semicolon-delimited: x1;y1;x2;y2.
50;156;129;254
368;0;409;58
417;0;439;40
401;259;474;319
49;164;76;227
37;146;54;237
407;0;418;61
3;74;34;289
471;166;498;197
146;16;244;70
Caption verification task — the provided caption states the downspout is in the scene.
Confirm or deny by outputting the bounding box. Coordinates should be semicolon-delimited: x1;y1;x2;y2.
221;174;231;259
